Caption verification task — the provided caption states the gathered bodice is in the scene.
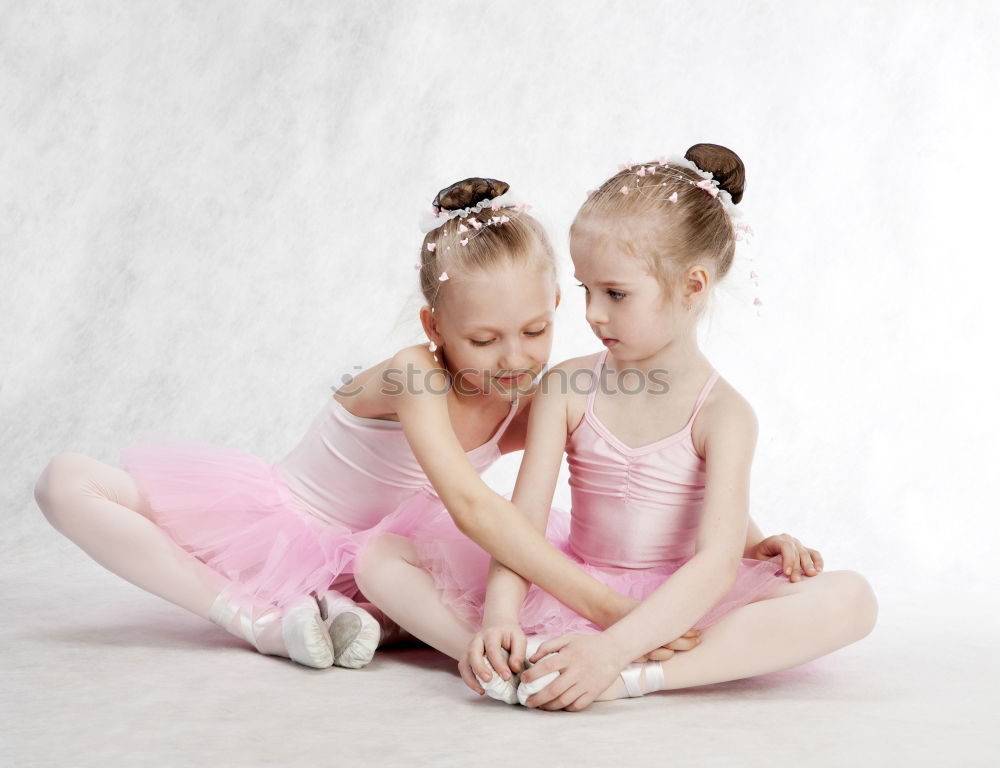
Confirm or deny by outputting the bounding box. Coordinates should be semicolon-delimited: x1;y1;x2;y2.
566;350;719;568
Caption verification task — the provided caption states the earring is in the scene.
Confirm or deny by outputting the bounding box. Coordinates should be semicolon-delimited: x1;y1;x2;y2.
428;340;440;363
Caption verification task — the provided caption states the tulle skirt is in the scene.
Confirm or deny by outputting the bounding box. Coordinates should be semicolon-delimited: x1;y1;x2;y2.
410;505;788;636
120;432;445;610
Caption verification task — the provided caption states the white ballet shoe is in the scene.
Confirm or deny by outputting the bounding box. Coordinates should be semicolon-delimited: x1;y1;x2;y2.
475;649;520;705
619;661;665;697
209;590;333;669
318;591;381;669
282;595;335;669
516;637;559;706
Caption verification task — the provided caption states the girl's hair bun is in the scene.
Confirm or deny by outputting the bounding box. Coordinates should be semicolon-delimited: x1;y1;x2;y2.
433;177;510;211
684;143;745;204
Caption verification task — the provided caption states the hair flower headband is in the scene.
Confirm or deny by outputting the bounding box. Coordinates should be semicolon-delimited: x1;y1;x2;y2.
418;189;522;233
609;153;743;219
416;176;535;324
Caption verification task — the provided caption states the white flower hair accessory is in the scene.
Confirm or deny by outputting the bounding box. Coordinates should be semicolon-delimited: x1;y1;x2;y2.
615;154;744;220
418;188;523;233
416;177;537;321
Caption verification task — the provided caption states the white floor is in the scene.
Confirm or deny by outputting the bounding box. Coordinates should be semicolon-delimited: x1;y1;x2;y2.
2;552;995;767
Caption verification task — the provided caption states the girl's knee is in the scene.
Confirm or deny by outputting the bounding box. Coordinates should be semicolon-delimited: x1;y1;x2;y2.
34;452;143;528
830;570;879;638
34;452;90;526
355;534;412;585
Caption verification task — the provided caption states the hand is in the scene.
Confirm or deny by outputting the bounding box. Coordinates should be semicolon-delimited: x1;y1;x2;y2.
518;633;630;712
748;533;824;582
631;628;701;662
458;622;527;695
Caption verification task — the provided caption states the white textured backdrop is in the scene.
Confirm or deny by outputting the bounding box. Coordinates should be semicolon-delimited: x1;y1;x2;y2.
2;1;998;765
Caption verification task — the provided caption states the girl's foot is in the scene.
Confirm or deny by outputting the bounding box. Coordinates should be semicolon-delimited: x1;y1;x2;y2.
476;648;520;705
318;591;381;669
209;588;334;669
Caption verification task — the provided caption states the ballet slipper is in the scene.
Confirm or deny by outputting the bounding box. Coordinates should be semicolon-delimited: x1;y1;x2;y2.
516;637;559;706
209;589;333;669
475;648;520;705
318;591;381;669
282;595;336;669
355;601;407;646
618;661;665;697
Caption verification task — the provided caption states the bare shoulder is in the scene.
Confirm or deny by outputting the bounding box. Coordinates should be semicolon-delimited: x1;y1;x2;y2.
333;345;443;420
389;343;436;372
331;346;430;400
691;375;758;457
498;354;593;452
548;351;602;376
538;352;601;400
390;344;450;392
541;352;601;433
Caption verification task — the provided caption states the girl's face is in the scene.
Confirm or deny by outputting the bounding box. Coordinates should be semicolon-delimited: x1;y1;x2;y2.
423;262;559;400
570;221;692;362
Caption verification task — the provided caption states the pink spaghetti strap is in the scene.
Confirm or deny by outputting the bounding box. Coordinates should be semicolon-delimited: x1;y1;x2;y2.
491;398;519;442
684;370;720;429
585;349;609;415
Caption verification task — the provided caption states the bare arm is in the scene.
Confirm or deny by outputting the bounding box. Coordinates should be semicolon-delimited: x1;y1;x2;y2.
392;351;622;627
482;366;580;625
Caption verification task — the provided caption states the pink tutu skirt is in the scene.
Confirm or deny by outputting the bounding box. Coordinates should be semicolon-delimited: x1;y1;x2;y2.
120;432;444;610
410;505;788;636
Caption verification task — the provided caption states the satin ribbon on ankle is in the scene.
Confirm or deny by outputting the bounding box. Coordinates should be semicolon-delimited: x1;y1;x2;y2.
209;588;279;647
619;661;665;697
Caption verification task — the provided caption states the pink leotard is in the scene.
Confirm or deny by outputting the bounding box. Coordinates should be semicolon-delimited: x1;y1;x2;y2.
567;349;720;568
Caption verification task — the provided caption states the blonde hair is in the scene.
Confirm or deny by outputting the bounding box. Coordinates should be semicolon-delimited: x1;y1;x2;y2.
571;144;745;300
417;191;556;309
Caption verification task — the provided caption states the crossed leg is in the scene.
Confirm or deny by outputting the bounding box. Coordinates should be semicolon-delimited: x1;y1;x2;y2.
354;533;476;661
34;452;228;619
355;533;878;703
597;568;878;699
33;452;334;666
